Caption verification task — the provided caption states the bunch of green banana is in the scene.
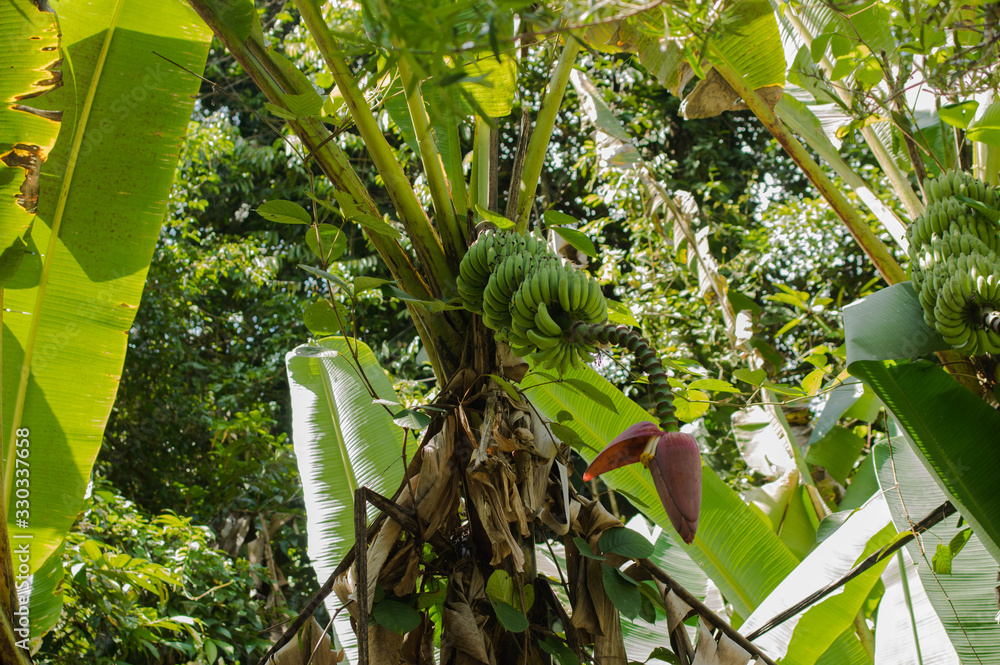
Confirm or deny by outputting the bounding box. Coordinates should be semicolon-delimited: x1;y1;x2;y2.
456;230;553;314
456;229;608;375
908;170;1000;356
923;169;1000;207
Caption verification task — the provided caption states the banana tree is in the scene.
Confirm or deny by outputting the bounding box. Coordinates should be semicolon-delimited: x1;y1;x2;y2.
170;2;930;665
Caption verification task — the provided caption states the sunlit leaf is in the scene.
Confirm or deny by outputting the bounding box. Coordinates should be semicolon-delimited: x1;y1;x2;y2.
256;199;311;224
551;226;597;258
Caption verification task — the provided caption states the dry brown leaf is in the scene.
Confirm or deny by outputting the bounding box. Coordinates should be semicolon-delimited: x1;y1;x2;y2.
268;617;341;665
714;631;754;665
680;68;783;119
368;622;405;665
441;567;493;665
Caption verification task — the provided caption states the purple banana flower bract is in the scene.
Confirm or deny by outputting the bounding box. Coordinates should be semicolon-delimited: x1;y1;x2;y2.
583;421;702;544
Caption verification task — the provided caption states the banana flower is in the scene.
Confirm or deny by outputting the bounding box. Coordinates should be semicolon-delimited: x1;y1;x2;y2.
583;421;702;544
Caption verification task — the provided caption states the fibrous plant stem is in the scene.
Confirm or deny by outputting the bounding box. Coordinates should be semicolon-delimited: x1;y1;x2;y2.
293;0;455;294
514;37;581;233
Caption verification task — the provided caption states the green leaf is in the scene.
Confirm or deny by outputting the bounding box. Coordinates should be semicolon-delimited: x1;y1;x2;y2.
932;542;954;575
548;422;594;451
392;408;432;430
215;0;254;42
354;276;393;294
286;337;407;653
280;90;324;118
1;0;211;639
842;282;948;364
607;299;640;326
299;264;353;294
383;76;419;154
598;527;654;559
675;389;709;422
839;453;878;511
205;640;218;663
551;226;598;258
538;638;580;665
487;374;520;401
573;537;605;561
733;368;767;386
602;565;642;619
486;569;514;604
646;646;681;664
303;300;348;337
638;591;656;623
805;427;867;485
305;225;347;263
851;359;1000;564
493;601;528;632
256;199;311;224
81;539;104;562
382;285;431;304
474;204;515;229
543;210;578;226
688;378;740;394
727;289;763;316
938;100;980;129
966;100;1000;147
740;499;895;665
949;528;973;558
372;599;422;635
747;478;818;560
564;378;618;414
1;0;56;289
459;53;517;118
801;368;826;395
809;378;866;444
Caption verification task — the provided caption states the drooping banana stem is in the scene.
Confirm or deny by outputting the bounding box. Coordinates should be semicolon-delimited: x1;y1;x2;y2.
569;322;677;432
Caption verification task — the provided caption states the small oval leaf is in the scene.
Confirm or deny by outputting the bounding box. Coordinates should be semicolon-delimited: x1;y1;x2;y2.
372;599;422;634
493;601;528;632
598;527;654;559
551;226;597;258
257;199;311;224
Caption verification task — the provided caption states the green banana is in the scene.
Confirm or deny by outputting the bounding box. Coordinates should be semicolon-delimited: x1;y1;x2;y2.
535;302;564;337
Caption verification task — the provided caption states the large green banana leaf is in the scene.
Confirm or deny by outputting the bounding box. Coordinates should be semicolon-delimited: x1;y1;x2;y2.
874;435;1000;662
850;360;1000;564
0;0;210;636
842;283;948;364
286;337;407;657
